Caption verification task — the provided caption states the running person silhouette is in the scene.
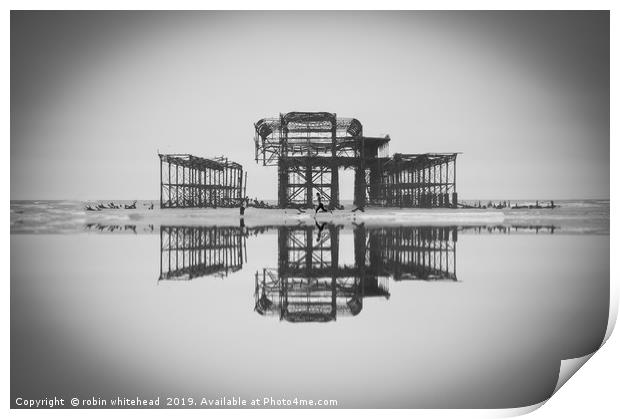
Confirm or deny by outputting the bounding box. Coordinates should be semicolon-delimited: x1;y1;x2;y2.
315;192;329;215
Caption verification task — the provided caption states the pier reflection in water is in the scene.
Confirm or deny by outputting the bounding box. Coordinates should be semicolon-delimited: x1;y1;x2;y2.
255;224;457;322
15;218;608;409
158;226;247;280
157;223;461;322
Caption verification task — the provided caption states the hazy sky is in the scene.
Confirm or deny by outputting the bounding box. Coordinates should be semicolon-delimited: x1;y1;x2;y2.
11;11;609;200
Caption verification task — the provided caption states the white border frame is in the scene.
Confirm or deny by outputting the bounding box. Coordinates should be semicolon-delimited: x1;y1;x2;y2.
3;2;616;418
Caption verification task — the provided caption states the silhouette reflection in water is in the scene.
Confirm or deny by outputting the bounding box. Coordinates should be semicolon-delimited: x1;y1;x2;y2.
255;224;457;322
159;226;247;281
461;225;556;234
84;223;154;234
154;223;555;321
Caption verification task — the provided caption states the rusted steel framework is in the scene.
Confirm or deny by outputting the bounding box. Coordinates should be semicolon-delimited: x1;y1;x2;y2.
159;226;246;281
254;112;459;208
159;154;245;209
254;224;457;322
374;153;459;208
254;112;390;208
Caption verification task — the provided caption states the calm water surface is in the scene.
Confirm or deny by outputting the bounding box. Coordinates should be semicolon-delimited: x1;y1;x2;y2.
11;201;609;408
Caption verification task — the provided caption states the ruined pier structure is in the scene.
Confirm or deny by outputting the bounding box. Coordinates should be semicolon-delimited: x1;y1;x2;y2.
254;112;458;209
159;154;245;208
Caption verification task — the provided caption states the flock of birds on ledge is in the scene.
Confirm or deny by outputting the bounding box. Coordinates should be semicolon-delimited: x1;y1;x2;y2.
85;201;154;211
84;199;558;212
459;200;557;210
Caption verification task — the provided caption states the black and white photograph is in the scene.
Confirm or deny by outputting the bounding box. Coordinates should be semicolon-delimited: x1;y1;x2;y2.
8;5;614;415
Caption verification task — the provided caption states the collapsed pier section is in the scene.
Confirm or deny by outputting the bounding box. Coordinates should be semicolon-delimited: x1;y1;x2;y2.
159;154;245;209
